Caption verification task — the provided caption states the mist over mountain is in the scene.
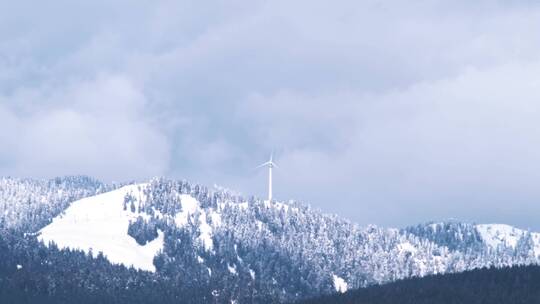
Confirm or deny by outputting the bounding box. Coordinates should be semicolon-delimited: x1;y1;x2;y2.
0;176;539;303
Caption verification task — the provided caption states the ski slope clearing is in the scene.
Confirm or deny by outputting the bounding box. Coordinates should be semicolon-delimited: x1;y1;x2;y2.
38;184;163;272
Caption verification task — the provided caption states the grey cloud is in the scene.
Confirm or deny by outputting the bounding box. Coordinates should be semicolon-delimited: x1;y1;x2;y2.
0;75;169;181
2;0;540;229
293;62;540;228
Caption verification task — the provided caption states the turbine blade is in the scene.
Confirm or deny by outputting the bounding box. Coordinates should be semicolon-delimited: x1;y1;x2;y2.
254;162;270;170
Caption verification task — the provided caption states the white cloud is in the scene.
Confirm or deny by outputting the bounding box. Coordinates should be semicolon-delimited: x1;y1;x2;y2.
0;75;169;181
2;0;540;228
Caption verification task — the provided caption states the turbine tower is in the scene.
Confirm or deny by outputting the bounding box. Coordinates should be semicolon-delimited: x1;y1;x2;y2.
256;154;278;202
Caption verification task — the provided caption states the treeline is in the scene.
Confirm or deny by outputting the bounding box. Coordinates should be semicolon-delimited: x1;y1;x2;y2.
298;265;540;304
0;230;214;304
0;176;113;232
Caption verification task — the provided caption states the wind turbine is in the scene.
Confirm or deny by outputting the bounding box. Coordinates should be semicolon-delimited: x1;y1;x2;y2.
256;154;278;202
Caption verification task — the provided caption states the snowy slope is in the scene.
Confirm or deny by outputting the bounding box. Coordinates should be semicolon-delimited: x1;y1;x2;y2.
476;224;540;256
38;184;164;272
174;194;218;252
476;224;523;248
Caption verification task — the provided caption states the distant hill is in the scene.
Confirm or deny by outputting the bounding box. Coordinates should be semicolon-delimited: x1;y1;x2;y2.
1;176;540;303
298;265;540;304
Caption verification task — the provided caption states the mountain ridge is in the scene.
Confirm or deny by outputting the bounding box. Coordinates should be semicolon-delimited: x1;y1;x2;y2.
1;176;539;303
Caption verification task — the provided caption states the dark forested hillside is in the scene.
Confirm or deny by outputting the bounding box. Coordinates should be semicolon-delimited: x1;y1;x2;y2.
0;230;214;304
298;265;540;304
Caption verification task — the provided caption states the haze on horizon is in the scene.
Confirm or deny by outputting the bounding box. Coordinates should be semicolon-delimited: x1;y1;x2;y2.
1;1;540;229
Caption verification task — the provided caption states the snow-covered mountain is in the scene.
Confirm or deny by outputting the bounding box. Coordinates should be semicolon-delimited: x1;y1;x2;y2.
1;176;539;303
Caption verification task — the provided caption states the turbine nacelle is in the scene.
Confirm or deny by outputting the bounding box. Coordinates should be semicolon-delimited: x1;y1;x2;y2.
255;154;278;169
256;161;277;169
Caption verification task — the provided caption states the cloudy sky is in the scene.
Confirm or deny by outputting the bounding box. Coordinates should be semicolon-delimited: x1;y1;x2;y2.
2;0;540;229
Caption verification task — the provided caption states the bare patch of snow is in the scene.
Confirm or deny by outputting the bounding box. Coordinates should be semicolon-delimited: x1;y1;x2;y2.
210;212;222;226
228;263;237;275
198;210;214;251
477;224;540;256
398;242;418;254
174;194;215;251
333;274;348;293
38;184;164;272
477;224;524;249
174;194;198;226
